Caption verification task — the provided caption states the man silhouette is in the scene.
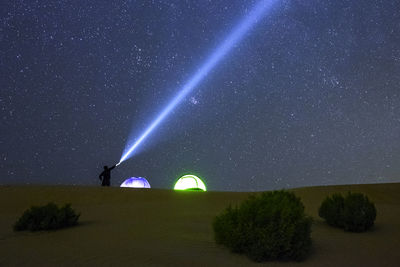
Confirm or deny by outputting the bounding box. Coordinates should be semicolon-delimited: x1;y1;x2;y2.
99;165;116;186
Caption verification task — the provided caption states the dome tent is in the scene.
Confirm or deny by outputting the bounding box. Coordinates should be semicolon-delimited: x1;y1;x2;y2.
174;175;206;191
120;177;151;188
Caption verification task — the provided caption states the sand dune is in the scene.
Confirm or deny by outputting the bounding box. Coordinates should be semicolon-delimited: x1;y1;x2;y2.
0;183;399;266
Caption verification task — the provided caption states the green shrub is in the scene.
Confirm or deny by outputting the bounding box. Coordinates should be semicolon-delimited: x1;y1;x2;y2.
342;193;377;232
319;192;376;232
213;191;312;262
14;202;80;231
318;193;345;228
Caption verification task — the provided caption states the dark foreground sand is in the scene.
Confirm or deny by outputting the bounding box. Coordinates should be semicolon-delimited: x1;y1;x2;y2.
0;183;399;266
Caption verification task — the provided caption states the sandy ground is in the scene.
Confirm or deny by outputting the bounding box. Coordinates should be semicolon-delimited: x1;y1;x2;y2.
0;183;399;266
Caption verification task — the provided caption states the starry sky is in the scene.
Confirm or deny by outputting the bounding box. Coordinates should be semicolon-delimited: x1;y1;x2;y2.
1;0;400;191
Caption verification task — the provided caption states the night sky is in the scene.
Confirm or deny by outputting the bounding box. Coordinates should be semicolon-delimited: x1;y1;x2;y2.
1;0;400;191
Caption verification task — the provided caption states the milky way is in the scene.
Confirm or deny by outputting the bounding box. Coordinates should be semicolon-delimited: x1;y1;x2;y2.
1;0;399;191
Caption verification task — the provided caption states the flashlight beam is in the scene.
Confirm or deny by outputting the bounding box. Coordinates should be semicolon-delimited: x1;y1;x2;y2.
119;0;277;165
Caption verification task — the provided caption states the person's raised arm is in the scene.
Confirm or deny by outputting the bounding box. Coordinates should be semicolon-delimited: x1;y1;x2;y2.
110;165;116;170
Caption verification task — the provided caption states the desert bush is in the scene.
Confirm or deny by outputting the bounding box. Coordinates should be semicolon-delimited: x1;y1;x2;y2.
318;193;345;228
319;192;376;232
213;191;312;262
14;202;80;231
342;193;377;232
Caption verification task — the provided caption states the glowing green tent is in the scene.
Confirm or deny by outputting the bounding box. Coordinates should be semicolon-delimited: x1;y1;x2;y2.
174;175;207;191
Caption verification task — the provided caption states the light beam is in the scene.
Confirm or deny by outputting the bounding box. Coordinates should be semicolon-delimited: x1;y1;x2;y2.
118;0;278;165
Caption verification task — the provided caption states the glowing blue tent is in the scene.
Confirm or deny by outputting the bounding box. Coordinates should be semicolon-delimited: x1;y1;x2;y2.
120;177;151;188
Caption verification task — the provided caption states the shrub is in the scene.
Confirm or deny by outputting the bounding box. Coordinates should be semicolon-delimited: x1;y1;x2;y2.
342;193;377;232
213;191;312;262
318;193;345;228
14;202;80;231
319;192;376;232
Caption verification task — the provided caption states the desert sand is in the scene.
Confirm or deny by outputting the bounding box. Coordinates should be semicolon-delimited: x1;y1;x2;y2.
0;183;399;266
